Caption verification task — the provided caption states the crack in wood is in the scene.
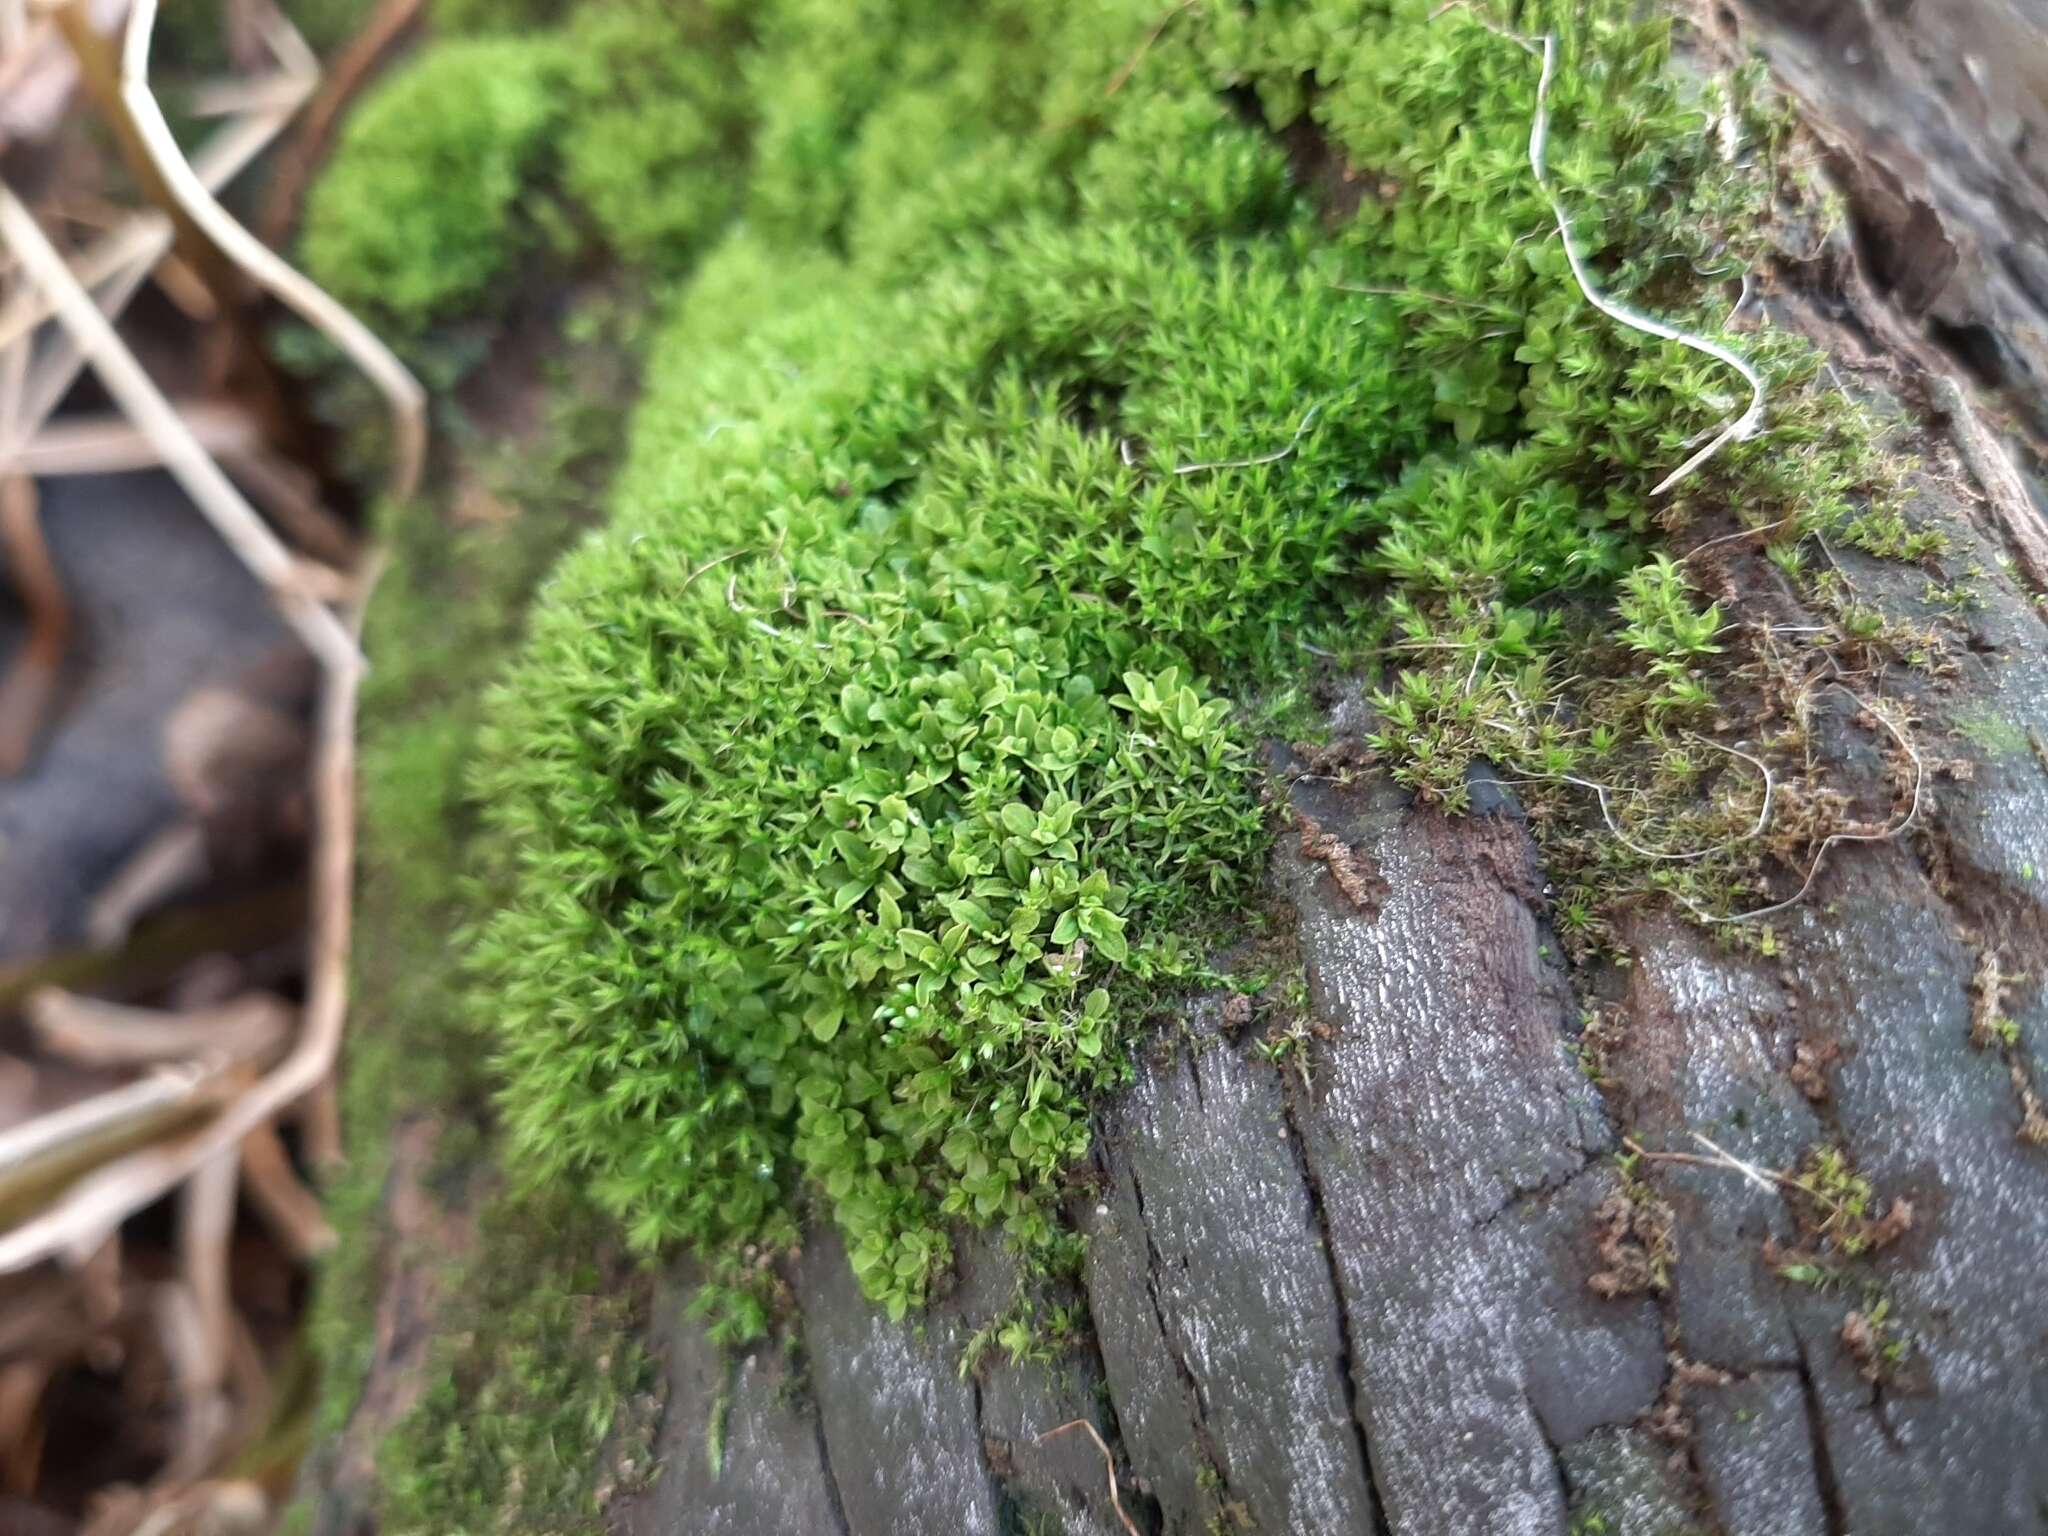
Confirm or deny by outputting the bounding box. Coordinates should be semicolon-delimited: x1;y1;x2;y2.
808;1390;857;1536
1794;1336;1851;1536
1125;1159;1215;1440
1278;1083;1393;1536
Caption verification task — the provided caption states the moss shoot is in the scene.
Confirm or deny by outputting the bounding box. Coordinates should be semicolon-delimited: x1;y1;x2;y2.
311;0;1897;1340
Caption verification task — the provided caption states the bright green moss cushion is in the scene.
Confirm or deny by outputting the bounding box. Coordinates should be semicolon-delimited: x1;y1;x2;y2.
301;36;566;329
311;0;1880;1332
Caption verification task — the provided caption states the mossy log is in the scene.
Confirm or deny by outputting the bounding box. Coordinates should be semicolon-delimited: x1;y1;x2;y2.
306;413;2048;1534
291;3;2048;1533
617;711;2048;1536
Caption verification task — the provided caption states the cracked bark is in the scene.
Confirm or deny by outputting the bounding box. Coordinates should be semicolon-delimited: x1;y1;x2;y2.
1795;1339;1851;1536
1278;1086;1389;1536
950;1224;1140;1536
1126;1159;1217;1441
1273;769;1664;1534
613;1272;849;1536
810;1414;856;1536
790;1226;1004;1536
1472;1147;1607;1231
1079;994;1382;1534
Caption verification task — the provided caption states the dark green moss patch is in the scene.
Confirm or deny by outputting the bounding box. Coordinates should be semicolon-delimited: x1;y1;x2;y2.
302;1;750;340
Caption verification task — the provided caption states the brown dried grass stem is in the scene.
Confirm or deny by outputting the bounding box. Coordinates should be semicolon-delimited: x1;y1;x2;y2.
1034;1419;1140;1536
0;475;68;775
122;0;426;501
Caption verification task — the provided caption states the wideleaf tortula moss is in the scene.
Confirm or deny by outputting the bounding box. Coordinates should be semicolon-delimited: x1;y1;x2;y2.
312;0;1900;1333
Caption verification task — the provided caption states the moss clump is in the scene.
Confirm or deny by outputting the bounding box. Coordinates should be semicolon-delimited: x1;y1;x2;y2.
303;1;750;338
301;36;565;331
556;1;751;265
419;0;1899;1335
429;0;571;36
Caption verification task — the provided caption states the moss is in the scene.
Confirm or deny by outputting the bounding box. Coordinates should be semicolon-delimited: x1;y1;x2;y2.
430;0;573;35
301;36;567;332
440;0;1898;1333
304;1;753;342
306;0;1902;1361
371;1192;656;1536
1953;705;2030;758
556;1;752;265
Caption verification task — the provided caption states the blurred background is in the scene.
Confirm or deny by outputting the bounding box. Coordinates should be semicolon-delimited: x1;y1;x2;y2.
1;4;408;1529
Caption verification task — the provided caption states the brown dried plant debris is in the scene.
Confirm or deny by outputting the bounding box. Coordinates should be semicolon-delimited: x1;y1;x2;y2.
1839;1304;1909;1385
1575;1006;1628;1089
1791;1149;1914;1258
1588;1184;1676;1299
1290;736;1375;780
1760;1162;1913;1293
1639;1354;1737;1478
1968;948;2011;1048
0;476;70;777
1672;1357;1733;1390
1292;809;1389;917
1964;949;2048;1147
1642;1364;1697;1452
1786;1038;1840;1104
2014;1080;2048;1147
27;988;292;1067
